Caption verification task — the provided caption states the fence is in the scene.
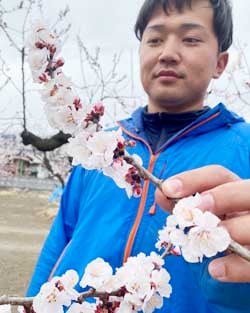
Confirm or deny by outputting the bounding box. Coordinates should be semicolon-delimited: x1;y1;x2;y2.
0;175;57;191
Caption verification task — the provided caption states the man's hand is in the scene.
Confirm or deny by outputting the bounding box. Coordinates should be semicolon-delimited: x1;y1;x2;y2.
155;165;250;283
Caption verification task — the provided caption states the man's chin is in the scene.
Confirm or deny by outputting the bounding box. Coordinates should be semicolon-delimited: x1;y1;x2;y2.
148;96;185;113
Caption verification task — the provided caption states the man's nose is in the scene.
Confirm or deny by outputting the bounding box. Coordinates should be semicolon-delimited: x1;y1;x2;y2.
158;39;181;64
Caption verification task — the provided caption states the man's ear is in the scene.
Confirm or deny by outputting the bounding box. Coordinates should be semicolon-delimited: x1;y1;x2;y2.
213;52;229;79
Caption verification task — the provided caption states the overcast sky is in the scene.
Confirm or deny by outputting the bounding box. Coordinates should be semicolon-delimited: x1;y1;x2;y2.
0;0;250;134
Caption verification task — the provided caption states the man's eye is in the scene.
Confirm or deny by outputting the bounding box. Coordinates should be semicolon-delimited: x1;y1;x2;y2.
147;38;163;45
183;37;201;44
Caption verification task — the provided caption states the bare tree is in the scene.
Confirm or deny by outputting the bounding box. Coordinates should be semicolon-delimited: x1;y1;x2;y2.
0;0;72;184
208;41;250;113
1;0;139;153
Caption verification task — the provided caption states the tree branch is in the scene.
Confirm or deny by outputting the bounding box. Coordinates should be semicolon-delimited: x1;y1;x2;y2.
43;152;65;186
21;130;71;151
0;295;33;306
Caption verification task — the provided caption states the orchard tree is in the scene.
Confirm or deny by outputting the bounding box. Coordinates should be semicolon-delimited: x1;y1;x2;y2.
0;0;139;185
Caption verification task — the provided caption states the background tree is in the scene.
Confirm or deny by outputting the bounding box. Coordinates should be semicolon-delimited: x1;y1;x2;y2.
0;0;141;185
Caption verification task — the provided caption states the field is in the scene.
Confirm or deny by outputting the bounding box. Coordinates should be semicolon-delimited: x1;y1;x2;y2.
0;188;57;297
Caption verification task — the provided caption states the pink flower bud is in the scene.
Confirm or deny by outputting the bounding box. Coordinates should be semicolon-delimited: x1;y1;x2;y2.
48;44;57;54
35;42;46;49
126;140;136;147
38;73;48;83
56;58;65;68
93;102;105;115
73;97;82;110
117;141;125;150
132;185;142;197
55;280;65;292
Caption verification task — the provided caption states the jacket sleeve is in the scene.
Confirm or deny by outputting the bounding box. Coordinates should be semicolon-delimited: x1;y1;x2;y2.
26;166;85;297
188;257;250;313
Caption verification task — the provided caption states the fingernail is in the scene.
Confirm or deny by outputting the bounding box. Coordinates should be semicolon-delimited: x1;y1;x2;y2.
163;179;183;195
200;193;215;211
209;261;226;279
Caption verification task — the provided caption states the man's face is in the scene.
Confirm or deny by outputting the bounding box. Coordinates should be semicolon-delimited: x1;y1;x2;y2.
139;0;228;113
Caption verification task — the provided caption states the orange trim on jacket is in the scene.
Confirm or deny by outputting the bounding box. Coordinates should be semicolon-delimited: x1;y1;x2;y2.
119;111;221;263
122;154;158;263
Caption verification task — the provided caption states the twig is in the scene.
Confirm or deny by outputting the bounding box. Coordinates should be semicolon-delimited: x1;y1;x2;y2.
43;152;65;187
123;154;163;190
229;240;250;262
21;47;27;130
0;289;122;308
77;288;123;304
0;295;33;306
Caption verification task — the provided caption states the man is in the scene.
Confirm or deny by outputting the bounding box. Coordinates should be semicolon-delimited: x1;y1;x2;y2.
27;1;250;312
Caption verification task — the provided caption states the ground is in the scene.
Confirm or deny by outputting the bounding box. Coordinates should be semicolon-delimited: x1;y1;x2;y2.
0;188;58;297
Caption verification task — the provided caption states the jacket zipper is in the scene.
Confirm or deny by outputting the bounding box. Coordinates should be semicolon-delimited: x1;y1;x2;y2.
119;111;221;263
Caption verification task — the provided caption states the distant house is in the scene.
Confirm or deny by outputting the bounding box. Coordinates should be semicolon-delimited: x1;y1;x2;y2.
0;133;70;183
10;155;49;178
0;134;50;178
11;156;31;176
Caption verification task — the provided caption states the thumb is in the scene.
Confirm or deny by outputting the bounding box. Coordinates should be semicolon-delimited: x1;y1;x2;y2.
208;254;250;283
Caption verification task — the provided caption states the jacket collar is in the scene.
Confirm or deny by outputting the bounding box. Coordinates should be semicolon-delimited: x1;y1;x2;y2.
119;103;244;141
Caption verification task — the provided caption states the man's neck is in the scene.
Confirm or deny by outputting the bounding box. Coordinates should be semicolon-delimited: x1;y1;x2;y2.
142;106;211;153
147;101;204;114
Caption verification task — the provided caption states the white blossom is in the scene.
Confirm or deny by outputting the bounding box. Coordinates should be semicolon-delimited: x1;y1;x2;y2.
157;194;232;263
33;270;79;313
0;305;11;313
182;211;231;262
114;252;171;312
173;193;202;228
69;129;124;170
28;48;49;83
28;20;61;53
103;154;143;198
116;301;136;313
103;161;133;197
85;130;121;168
60;269;79;291
80;258;114;292
67;132;92;168
66;302;96;313
155;215;179;250
28;48;48;69
148;251;165;268
45;105;84;134
150;268;172;298
47;86;76;107
17;306;26;313
142;293;163;313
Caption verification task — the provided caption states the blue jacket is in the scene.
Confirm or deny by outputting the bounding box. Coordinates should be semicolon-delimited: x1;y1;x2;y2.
27;103;250;313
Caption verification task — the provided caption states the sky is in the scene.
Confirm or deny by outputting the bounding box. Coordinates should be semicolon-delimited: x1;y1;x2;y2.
0;0;250;135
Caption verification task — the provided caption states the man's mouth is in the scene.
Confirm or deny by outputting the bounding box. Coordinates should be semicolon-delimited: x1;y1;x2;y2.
156;69;182;79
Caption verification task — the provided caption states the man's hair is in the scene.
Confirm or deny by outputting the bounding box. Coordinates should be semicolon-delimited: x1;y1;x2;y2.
134;0;233;52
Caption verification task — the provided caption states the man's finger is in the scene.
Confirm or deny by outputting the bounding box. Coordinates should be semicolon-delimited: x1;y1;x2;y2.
208;254;250;283
163;165;239;197
198;179;250;216
155;188;176;212
155;165;239;213
221;214;250;245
